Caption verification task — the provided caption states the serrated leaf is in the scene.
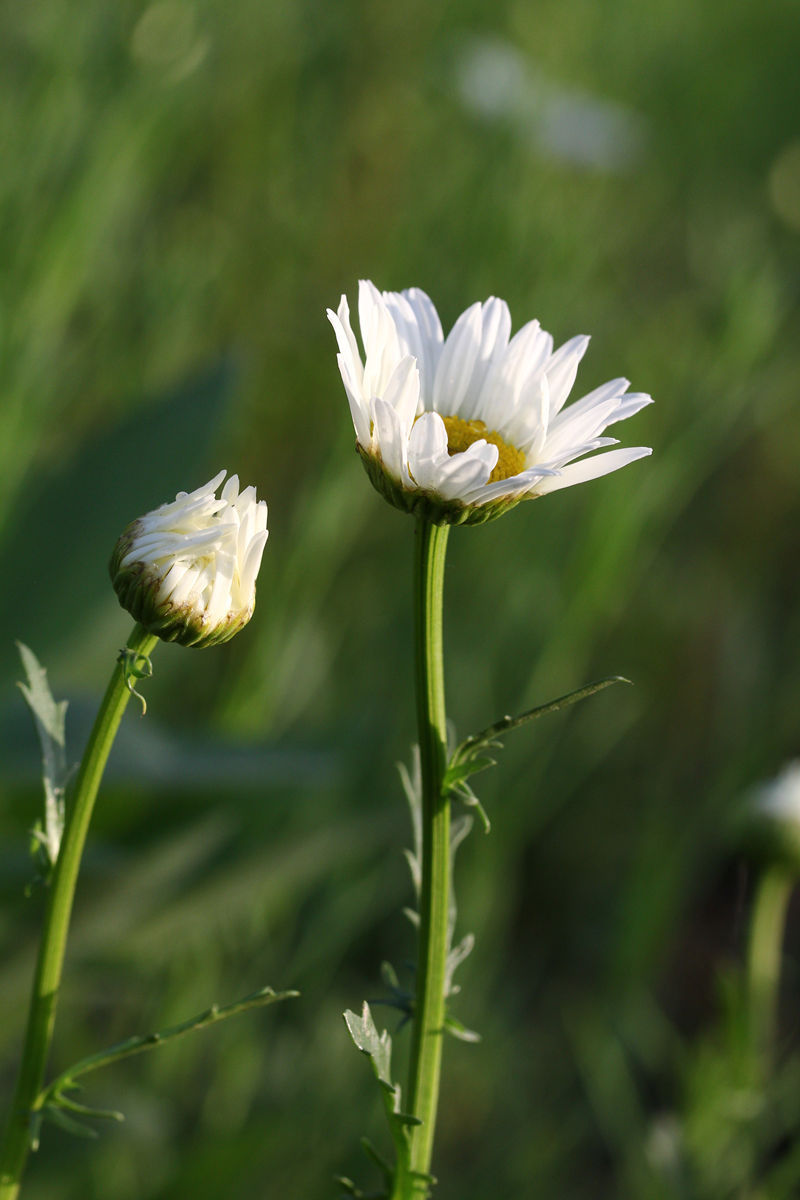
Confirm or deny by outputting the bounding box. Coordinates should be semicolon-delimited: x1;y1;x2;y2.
16;642;70;868
344;1003;394;1089
342;1002;419;1196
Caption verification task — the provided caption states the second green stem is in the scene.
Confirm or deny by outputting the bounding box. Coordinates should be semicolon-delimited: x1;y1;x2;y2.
405;517;451;1193
0;624;158;1200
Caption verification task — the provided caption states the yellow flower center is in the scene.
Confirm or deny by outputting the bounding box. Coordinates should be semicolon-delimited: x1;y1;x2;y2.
441;416;526;484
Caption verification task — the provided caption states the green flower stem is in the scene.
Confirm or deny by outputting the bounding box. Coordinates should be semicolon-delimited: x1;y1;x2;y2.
746;865;794;1074
402;518;451;1197
0;624;158;1200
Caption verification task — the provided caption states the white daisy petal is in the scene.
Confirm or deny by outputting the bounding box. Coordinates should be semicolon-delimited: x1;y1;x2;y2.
382;355;421;432
539;398;622;460
372;398;411;486
468;468;557;506
432;302;484;414
476;318;553;431
338;356;371;446
456;297;512;421
429;441;498;501
505;319;553;378
327;299;364;392
221;474;240;503
241;530;269;598
537;437;620;473
613;392;654;422
357;279;384;361
381;290;441;387
357;281;405;398
408;411;449;490
531;447;652;495
402;287;444;362
545;334;591;415
507;374;550;458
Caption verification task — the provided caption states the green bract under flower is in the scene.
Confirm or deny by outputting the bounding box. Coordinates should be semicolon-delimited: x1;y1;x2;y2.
328;280;653;524
110;471;268;648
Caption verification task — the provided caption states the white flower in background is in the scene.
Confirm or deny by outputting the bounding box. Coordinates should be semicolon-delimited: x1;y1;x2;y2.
328;280;652;524
741;762;800;871
110;471;268;647
754;762;800;826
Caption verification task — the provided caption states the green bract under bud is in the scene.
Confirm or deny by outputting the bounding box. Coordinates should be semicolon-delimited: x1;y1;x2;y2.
110;471;268;648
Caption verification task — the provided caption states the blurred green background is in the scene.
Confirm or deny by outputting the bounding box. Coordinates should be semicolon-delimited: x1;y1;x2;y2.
1;0;799;1196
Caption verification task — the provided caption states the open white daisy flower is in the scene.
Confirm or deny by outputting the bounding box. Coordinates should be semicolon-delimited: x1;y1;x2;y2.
328;280;652;524
110;471;268;647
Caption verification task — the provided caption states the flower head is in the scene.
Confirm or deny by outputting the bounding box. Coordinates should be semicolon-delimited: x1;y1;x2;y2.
754;762;800;826
110;471;268;648
328;280;652;524
736;762;800;871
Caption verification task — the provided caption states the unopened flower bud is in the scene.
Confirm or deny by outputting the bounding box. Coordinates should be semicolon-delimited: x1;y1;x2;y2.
110;471;268;648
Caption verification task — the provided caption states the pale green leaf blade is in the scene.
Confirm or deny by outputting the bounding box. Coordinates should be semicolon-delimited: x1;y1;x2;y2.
16;641;69;866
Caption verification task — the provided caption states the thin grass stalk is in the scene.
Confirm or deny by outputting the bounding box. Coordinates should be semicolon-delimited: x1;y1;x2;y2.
746;865;794;1075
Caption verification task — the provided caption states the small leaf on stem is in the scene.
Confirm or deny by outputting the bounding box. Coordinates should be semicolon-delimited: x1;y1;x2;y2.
446;676;631;801
16;642;71;872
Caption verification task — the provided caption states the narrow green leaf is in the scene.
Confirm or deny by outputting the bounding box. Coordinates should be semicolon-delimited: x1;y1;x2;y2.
49;1090;124;1123
40;1106;99;1141
447;676;631;791
444;1014;481;1043
16;642;70;868
445;932;475;999
360;1136;393;1180
37;985;298;1114
380;961;400;991
450;782;491;833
